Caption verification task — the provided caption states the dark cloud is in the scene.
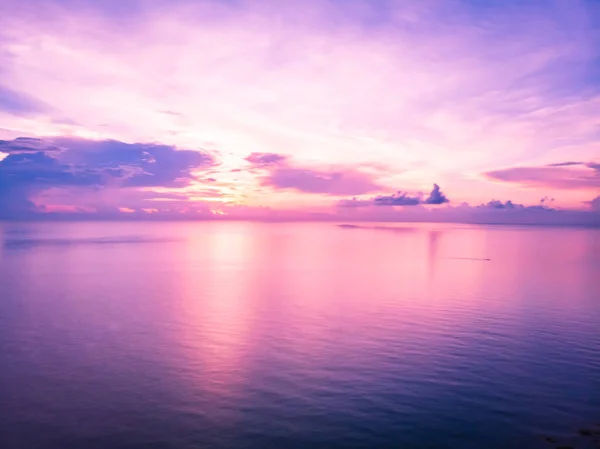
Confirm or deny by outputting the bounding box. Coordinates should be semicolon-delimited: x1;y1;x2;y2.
339;184;450;207
586;195;600;211
587;162;600;171
540;196;555;204
50;137;214;187
547;161;584;167
483;199;517;209
478;199;554;211
0;137;61;153
0;136;216;217
0;85;51;116
335;196;599;226
484;162;600;189
245;152;288;166
374;192;421;206
0;151;101;216
0;151;100;186
423;183;449;204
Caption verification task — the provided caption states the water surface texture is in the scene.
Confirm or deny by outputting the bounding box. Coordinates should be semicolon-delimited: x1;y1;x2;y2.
1;222;599;449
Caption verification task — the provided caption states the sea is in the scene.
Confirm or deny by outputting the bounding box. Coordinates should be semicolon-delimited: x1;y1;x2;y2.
1;221;599;449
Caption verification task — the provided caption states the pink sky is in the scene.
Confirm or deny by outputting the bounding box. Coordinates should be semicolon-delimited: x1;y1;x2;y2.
0;0;598;223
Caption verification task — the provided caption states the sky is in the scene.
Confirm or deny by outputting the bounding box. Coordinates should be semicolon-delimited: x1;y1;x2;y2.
0;0;599;224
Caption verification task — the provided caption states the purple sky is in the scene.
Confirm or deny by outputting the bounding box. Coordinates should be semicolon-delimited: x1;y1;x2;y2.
0;0;599;224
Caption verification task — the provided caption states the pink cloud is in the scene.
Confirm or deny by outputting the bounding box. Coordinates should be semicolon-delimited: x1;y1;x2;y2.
245;152;288;166
243;152;386;195
484;162;600;190
264;166;383;196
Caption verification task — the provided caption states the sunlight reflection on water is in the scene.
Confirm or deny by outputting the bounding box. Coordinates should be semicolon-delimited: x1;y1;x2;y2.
0;221;599;449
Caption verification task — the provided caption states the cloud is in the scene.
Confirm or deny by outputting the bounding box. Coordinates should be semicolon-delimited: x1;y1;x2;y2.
340;184;450;207
482;199;518;209
546;161;584;167
0;137;61;153
265;166;383;195
477;199;554;212
332;187;598;225
245;151;384;195
423;183;449;205
0;136;216;217
335;196;598;226
337;197;374;208
50;137;215;187
0;151;101;216
585;195;600;211
540;196;555;204
374;192;421;206
0;85;51;117
484;161;600;189
245;152;288;166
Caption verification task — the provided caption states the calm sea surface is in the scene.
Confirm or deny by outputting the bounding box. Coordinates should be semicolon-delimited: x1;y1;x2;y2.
1;221;599;449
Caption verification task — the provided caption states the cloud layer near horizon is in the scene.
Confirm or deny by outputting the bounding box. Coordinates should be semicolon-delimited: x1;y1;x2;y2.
0;0;599;223
1;135;597;225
